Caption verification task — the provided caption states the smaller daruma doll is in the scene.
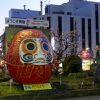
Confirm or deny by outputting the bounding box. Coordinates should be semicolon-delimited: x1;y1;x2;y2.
6;29;53;84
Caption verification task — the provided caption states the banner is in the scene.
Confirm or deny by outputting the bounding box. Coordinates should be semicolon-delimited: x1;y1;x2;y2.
5;17;27;26
27;19;49;27
5;17;49;28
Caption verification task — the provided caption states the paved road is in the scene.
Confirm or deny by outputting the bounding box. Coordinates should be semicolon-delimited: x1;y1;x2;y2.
58;96;100;100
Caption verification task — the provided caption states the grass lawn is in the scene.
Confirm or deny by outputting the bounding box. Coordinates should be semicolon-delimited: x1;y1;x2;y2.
0;81;26;96
0;72;99;96
50;73;95;90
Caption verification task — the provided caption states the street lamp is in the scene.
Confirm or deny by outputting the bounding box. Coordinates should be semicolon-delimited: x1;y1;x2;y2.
58;63;63;85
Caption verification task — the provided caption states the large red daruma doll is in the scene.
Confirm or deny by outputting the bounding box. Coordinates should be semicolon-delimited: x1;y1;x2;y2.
6;29;53;84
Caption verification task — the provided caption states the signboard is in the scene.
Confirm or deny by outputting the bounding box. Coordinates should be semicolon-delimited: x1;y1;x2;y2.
5;17;27;26
27;19;49;27
82;59;93;71
5;17;49;28
23;83;52;91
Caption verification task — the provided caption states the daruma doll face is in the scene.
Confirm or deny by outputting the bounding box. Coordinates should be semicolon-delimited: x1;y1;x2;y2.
6;29;53;84
19;38;53;65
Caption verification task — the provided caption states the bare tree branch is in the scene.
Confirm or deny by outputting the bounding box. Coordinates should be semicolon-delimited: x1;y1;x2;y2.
50;29;81;65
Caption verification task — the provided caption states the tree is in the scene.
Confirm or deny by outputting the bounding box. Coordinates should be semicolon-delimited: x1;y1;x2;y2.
50;29;81;67
62;55;82;75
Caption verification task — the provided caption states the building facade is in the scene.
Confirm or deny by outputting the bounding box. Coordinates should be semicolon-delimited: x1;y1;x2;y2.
37;0;100;58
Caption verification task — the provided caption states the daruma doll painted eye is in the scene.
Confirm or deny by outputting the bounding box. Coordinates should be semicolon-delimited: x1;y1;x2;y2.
6;29;53;84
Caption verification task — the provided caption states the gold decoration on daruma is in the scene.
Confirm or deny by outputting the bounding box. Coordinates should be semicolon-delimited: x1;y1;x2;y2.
6;29;54;84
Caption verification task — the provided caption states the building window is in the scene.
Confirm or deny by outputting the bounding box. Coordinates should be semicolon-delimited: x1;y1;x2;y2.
33;18;37;20
47;17;51;29
70;17;74;31
45;6;48;14
95;4;99;45
67;12;72;15
88;18;92;49
70;17;75;54
58;16;62;36
52;12;64;14
14;11;20;13
81;18;85;49
42;17;44;20
45;6;50;14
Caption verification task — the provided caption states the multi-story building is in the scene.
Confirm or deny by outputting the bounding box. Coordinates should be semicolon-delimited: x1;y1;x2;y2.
34;0;100;58
9;8;41;19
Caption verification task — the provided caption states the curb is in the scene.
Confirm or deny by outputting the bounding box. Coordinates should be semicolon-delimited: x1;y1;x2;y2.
0;88;100;100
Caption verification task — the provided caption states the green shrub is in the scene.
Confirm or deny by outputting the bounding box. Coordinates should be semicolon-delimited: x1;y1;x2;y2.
76;72;87;78
51;82;73;90
62;55;82;76
67;72;87;79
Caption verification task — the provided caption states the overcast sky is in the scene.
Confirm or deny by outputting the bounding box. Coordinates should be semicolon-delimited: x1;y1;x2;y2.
0;0;99;36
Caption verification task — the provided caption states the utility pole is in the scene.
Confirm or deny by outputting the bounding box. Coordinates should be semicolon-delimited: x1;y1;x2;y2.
40;0;50;15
